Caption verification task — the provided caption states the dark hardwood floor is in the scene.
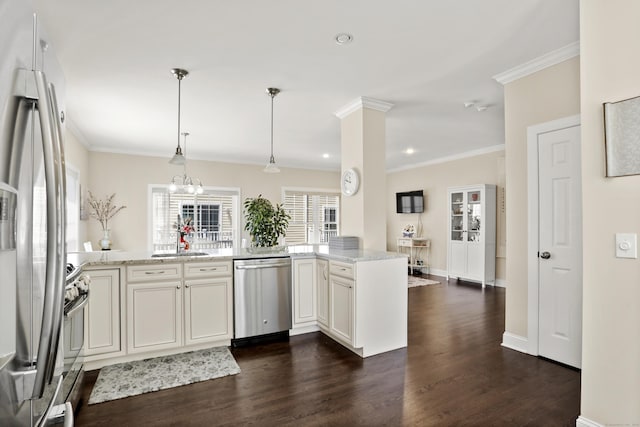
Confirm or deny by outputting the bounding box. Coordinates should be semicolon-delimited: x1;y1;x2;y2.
75;276;580;426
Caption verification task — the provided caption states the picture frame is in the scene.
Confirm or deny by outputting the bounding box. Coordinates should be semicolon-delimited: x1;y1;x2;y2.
603;95;640;177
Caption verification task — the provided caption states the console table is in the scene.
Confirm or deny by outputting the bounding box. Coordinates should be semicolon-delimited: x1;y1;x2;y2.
397;237;430;274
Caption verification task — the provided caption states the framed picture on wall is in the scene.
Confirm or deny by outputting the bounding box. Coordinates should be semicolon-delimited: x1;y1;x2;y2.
603;95;640;177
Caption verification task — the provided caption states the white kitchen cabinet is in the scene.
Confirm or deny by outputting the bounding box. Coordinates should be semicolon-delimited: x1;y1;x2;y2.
447;184;496;287
292;258;317;328
329;274;354;344
316;258;329;328
328;260;355;345
184;261;233;345
127;261;233;354
84;268;123;357
127;280;183;354
323;257;407;357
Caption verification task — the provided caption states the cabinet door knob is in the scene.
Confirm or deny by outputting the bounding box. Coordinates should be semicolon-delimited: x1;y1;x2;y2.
539;251;551;259
176;285;181;289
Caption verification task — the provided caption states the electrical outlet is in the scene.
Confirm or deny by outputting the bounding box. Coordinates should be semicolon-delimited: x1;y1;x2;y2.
615;233;637;259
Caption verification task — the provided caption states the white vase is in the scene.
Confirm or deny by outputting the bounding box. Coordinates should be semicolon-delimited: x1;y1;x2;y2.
99;229;112;251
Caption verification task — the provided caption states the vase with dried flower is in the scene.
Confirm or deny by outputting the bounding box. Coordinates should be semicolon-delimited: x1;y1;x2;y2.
87;191;127;250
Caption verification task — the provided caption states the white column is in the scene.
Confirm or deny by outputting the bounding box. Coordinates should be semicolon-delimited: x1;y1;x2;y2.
335;97;393;251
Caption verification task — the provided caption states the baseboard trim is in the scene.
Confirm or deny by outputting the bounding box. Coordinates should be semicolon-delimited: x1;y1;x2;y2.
494;279;507;288
289;324;320;336
501;332;528;354
576;416;604;427
429;268;447;277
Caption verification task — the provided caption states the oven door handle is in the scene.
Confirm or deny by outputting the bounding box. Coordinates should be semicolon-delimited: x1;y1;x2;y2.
65;293;88;317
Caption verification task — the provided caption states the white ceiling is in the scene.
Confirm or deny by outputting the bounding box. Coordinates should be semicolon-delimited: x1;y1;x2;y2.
33;0;579;172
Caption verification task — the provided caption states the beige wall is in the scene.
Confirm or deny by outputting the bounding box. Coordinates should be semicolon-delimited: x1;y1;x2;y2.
579;1;640;423
503;57;580;337
387;150;506;281
85;150;339;251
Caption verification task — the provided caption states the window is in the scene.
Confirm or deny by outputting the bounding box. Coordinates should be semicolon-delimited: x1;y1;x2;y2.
181;203;221;233
65;166;80;252
149;186;239;251
283;189;340;244
323;207;338;234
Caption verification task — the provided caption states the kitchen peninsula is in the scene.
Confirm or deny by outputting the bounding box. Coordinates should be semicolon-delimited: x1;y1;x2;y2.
71;246;408;369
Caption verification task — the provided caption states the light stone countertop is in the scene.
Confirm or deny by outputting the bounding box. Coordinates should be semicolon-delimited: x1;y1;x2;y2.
68;244;407;269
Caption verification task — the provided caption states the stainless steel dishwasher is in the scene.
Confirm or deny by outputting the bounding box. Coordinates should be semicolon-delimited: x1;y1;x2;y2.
233;257;292;344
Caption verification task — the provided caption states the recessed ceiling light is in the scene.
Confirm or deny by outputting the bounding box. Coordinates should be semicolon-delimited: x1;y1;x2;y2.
405;148;415;155
476;105;488;112
322;153;330;159
335;33;353;45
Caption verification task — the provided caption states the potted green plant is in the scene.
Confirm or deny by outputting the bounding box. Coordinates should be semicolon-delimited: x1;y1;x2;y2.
243;195;290;248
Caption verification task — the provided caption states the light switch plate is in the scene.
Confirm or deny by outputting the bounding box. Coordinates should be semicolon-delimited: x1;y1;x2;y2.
615;233;637;259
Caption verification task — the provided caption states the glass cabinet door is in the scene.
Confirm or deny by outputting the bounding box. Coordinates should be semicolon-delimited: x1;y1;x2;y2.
450;192;464;241
466;190;481;242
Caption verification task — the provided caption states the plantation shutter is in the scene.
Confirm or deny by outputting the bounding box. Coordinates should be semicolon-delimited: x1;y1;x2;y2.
283;190;340;244
151;186;238;250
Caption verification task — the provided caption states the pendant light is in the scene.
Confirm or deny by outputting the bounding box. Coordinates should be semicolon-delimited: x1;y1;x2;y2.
167;68;203;194
264;87;281;173
169;132;203;194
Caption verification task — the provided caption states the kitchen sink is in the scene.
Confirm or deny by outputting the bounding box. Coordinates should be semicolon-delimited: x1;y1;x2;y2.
151;252;210;258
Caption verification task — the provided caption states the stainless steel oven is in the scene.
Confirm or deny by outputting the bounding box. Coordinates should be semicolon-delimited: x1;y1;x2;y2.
50;264;89;423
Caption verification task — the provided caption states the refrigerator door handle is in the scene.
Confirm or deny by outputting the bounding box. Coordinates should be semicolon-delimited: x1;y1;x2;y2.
30;70;66;398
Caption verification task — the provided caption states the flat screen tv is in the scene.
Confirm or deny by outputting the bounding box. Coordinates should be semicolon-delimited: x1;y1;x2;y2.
396;190;424;213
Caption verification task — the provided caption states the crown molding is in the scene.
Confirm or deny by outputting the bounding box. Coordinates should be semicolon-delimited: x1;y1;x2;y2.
492;41;580;85
334;96;394;118
387;144;505;173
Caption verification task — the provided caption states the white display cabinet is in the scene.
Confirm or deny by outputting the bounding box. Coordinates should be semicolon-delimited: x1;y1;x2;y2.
447;184;496;287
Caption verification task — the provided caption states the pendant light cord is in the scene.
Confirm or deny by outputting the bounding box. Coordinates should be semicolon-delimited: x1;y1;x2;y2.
177;76;182;152
270;92;274;160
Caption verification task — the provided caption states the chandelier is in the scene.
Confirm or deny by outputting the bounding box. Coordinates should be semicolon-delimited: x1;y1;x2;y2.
167;68;203;194
169;132;203;194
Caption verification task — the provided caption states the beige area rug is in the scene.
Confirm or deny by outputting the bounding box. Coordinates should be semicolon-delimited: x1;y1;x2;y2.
88;347;240;404
407;275;440;288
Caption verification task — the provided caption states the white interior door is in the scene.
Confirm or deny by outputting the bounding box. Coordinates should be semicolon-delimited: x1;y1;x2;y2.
537;125;582;368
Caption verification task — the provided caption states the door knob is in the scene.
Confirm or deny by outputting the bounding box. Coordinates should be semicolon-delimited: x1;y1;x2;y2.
539;251;551;259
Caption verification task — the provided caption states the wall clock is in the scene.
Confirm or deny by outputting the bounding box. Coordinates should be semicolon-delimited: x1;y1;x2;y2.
341;168;360;196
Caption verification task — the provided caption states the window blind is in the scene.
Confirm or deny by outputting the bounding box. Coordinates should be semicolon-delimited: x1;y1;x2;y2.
283;190;340;244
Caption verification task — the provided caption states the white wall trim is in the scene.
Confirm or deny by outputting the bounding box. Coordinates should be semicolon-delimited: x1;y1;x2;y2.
334;96;394;118
493;41;580;85
576;416;605;427
526;115;581;357
387;144;505;174
86;146;341;173
494;279;507;288
501;332;528;353
66;118;93;149
428;267;447;278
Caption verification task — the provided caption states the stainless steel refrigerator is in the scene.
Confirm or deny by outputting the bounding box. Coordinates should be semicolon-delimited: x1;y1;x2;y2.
0;3;70;426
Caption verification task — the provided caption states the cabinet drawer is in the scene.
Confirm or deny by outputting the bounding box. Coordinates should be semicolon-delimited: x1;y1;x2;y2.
397;238;412;247
184;261;232;279
329;260;354;279
127;263;182;282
